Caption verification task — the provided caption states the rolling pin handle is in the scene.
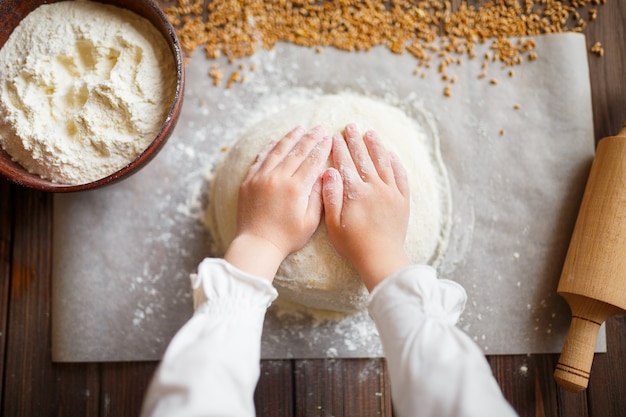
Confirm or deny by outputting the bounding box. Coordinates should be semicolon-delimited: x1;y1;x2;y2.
554;315;601;392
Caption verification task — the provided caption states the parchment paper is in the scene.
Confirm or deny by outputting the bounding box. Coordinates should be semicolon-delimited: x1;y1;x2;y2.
52;33;602;362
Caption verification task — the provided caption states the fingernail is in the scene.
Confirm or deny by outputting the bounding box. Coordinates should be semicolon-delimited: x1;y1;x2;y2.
325;168;338;181
346;123;357;132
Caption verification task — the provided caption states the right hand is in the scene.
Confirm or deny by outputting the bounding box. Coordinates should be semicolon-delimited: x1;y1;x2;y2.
225;126;331;281
322;124;412;291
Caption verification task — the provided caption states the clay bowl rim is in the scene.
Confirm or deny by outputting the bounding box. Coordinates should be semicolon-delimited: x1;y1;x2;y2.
0;0;185;193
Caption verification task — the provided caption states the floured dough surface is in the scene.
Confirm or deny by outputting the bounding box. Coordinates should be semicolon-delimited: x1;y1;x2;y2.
208;93;451;312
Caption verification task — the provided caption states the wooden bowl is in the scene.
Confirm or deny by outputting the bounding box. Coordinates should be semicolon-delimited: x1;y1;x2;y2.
0;0;184;192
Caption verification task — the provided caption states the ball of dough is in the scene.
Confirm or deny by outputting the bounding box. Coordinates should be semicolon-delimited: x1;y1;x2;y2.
208;93;451;312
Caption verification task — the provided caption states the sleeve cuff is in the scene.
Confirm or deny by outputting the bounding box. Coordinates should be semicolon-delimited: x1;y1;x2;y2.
368;265;467;326
191;258;279;313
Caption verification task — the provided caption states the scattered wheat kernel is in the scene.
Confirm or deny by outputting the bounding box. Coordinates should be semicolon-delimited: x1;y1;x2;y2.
500;129;505;136
490;78;498;85
444;85;452;97
514;104;521;110
508;69;515;77
442;74;449;81
591;42;604;56
226;70;241;89
208;65;223;87
478;72;487;79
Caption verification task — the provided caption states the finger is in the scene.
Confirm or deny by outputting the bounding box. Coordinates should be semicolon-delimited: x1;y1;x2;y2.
344;123;376;182
363;130;394;184
293;133;332;185
332;132;358;180
306;174;324;224
280;126;327;175
246;139;278;179
390;152;410;197
322;168;343;228
257;126;306;172
332;132;363;201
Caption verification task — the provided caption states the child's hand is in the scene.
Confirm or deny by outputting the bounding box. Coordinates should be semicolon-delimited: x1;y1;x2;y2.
225;126;332;281
322;124;411;291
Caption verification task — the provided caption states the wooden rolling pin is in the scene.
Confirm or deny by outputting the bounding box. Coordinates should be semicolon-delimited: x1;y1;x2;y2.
554;121;626;392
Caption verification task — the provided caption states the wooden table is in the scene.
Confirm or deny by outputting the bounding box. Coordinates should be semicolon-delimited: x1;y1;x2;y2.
1;2;625;416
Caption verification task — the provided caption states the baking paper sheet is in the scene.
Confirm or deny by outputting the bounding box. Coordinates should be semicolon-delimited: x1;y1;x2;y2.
52;33;602;362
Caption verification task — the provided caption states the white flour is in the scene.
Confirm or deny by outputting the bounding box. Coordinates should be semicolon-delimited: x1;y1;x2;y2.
0;0;176;184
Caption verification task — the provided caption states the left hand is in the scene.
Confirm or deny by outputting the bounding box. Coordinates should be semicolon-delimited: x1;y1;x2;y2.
224;126;332;281
322;124;411;291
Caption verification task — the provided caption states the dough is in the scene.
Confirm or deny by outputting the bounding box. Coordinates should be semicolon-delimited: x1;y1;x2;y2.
208;93;451;312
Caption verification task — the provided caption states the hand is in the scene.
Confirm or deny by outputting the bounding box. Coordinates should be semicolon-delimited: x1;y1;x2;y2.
322;124;411;291
225;126;332;282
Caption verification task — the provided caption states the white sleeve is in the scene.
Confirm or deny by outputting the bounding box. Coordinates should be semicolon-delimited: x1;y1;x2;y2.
140;258;278;417
368;265;518;417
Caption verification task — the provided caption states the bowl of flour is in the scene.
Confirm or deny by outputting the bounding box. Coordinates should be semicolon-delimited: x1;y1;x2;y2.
0;0;184;192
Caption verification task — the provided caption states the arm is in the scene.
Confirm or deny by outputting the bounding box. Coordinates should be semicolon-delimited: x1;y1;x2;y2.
141;126;332;417
140;259;277;417
322;124;516;417
369;266;517;417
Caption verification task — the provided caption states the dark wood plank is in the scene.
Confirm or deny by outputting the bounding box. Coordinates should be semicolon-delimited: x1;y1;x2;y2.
53;363;101;416
0;180;13;409
294;358;392;417
490;354;565;417
490;353;591;417
585;315;626;417
2;188;99;417
584;0;626;142
255;360;295;417
557;383;589;417
4;188;54;416
100;362;158;417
